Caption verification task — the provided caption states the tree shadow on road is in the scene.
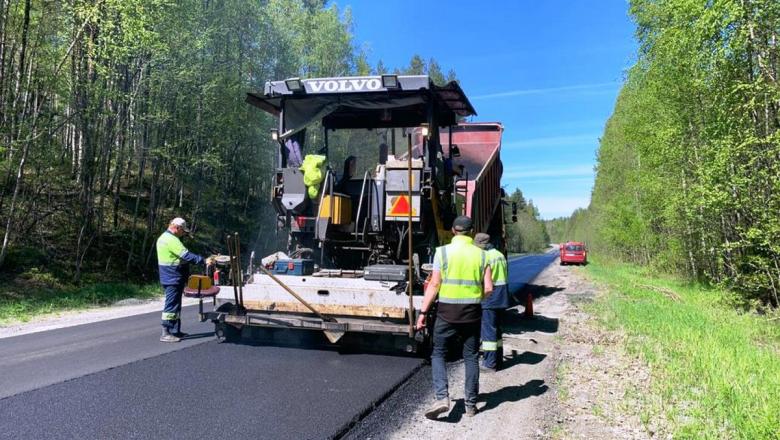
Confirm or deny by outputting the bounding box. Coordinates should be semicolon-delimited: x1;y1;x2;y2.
478;379;549;413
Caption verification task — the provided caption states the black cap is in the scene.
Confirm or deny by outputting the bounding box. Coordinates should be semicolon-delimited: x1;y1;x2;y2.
452;215;473;232
474;233;491;247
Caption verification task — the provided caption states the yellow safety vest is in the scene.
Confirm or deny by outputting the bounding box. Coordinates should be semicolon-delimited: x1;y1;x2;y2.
486;248;508;286
436;235;486;304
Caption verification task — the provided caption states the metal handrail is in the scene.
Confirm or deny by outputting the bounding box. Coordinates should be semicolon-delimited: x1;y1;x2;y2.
454;171;470;216
354;171;370;238
316;169;333;266
314;169;332;235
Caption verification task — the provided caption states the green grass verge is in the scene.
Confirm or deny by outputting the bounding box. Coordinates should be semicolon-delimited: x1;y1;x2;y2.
0;282;161;325
583;259;780;440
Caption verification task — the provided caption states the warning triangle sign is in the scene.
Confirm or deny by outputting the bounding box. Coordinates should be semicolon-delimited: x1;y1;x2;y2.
389;195;411;216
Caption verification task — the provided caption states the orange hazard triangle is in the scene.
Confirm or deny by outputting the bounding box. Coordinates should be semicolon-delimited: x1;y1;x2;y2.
389;195;411;216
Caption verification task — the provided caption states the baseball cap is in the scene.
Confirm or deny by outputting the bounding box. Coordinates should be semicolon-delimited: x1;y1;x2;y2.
474;233;491;248
452;215;473;232
170;217;190;233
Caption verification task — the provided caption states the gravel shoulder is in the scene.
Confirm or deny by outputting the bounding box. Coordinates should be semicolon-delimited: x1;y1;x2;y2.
345;259;659;439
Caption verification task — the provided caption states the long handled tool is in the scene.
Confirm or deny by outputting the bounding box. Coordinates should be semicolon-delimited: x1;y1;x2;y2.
256;264;345;343
225;235;239;307
225;234;246;313
234;232;244;306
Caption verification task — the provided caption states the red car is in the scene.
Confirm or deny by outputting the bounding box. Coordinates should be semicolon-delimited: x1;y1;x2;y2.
560;242;587;265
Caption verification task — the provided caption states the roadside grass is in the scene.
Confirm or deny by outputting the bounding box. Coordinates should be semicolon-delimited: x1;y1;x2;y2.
0;281;161;325
556;360;571;402
0;247;162;325
583;259;780;439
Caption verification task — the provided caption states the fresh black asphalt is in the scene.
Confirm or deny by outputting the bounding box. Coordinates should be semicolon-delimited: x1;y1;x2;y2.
0;252;557;439
0;303;214;399
508;251;559;297
0;341;422;440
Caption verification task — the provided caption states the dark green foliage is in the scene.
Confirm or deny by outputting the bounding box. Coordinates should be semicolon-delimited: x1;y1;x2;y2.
505;189;549;254
0;0;460;297
401;54;455;85
558;0;780;306
0;0;359;283
545;208;592;246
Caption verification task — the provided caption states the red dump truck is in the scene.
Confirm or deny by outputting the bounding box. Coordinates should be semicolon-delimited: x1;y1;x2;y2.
203;75;509;353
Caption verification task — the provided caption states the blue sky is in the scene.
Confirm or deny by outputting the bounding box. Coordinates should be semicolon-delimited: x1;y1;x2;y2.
340;1;637;219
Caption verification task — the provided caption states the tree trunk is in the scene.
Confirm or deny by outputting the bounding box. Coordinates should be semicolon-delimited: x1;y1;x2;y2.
0;131;31;267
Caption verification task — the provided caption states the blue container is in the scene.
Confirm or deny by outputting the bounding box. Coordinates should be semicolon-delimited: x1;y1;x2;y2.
272;258;314;276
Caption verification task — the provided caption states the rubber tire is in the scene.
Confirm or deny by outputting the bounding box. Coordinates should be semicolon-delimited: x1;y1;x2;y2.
215;322;241;343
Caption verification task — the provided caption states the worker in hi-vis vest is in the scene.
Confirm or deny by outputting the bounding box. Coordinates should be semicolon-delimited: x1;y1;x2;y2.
156;217;212;343
474;233;509;371
416;215;493;420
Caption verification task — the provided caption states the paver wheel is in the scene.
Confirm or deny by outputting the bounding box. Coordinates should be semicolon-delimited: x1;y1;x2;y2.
215;322;241;343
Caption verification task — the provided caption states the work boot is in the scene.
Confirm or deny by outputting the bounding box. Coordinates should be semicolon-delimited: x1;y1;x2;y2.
465;405;478;417
480;364;497;374
160;328;181;343
424;398;450;420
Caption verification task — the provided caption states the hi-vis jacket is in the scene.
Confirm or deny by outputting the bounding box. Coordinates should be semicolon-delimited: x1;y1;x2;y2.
156;231;204;285
482;247;509;309
436;235;486;305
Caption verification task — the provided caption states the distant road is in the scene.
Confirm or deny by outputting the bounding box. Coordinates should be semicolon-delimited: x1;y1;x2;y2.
508;249;559;297
0;253;556;439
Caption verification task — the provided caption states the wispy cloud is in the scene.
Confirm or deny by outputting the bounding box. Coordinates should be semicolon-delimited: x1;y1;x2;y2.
532;118;606;132
503;133;600;149
471;82;620;100
503;164;594;179
519;177;595;185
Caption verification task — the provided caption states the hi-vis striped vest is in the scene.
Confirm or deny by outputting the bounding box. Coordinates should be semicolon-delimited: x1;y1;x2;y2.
156;231;202;285
436;235;486;304
482;247;509;309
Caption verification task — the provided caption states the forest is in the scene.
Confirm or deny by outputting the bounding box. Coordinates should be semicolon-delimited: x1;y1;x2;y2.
504;188;549;254
549;0;780;306
0;0;471;289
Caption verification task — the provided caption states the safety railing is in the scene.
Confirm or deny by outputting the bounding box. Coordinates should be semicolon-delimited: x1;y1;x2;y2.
354;171;371;239
314;169;333;241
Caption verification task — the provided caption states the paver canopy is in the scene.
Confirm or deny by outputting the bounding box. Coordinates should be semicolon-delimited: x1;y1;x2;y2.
246;75;476;140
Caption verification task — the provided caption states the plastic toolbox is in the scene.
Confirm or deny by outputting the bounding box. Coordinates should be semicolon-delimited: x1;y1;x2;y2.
272;258;315;276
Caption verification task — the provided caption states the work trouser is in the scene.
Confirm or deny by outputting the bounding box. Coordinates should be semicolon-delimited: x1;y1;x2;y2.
481;309;504;370
161;282;185;331
431;318;480;408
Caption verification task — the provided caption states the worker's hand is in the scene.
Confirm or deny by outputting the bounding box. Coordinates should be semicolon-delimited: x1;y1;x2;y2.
415;313;427;331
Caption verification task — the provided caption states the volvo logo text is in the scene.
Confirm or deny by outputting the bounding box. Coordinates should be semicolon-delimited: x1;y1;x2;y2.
307;78;383;93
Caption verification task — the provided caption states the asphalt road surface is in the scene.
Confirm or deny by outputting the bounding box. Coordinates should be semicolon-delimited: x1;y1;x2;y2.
0;251;557;440
508;250;561;301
